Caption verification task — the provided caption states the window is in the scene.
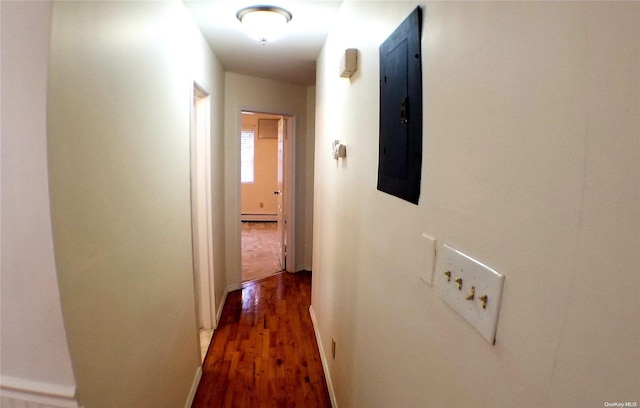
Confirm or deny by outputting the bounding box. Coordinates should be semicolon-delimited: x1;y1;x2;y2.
240;130;254;183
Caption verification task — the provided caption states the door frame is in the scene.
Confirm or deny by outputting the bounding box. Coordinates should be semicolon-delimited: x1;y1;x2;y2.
237;108;296;281
191;81;216;330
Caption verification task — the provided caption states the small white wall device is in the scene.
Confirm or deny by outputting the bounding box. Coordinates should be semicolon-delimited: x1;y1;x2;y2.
339;49;358;78
332;140;346;159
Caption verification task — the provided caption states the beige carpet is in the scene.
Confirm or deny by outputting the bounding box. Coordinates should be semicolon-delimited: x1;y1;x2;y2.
241;222;283;282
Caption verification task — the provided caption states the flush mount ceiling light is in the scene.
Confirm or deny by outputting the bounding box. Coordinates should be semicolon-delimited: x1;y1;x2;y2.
236;6;292;45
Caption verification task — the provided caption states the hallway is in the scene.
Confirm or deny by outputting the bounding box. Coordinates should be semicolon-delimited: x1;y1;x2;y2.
4;1;639;407
192;271;331;407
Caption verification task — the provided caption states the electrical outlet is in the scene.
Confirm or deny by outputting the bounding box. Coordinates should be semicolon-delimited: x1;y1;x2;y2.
260;202;264;208
436;244;505;344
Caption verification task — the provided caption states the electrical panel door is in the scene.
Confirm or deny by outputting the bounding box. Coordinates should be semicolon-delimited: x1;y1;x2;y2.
378;7;422;205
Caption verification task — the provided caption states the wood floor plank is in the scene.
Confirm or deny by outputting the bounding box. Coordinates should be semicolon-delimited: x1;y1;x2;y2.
192;271;332;408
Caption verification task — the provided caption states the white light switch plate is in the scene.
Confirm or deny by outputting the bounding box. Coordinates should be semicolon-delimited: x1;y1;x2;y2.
436;244;505;344
420;233;436;285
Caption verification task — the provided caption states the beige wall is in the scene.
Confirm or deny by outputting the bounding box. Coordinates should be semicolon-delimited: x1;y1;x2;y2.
47;2;225;406
0;2;78;405
312;2;639;407
241;113;279;217
225;73;315;284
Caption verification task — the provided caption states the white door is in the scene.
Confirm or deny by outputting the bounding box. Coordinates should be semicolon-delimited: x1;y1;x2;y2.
276;117;286;270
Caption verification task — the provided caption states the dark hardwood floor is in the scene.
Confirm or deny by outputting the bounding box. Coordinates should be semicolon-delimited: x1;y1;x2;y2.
192;271;332;408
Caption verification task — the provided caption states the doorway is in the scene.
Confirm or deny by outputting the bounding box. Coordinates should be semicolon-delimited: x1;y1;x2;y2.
191;83;215;362
240;111;291;282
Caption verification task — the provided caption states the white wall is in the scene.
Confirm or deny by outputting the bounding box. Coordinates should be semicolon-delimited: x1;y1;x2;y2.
46;2;225;406
0;2;78;406
224;73;315;284
312;2;639;407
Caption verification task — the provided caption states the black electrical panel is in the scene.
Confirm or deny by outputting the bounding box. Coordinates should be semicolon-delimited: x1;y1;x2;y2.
377;7;422;205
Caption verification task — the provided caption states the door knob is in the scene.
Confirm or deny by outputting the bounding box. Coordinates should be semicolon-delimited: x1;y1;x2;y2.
273;190;281;195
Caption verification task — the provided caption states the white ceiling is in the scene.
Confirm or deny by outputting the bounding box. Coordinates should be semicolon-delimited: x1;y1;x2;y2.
184;1;343;85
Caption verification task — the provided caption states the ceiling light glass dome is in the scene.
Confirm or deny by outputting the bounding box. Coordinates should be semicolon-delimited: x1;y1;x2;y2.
236;6;292;45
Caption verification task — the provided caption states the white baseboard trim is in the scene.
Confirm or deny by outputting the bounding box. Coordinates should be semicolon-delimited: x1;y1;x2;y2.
184;366;202;408
216;283;241;325
216;286;229;325
241;214;277;222
227;282;242;292
0;376;79;408
308;306;337;408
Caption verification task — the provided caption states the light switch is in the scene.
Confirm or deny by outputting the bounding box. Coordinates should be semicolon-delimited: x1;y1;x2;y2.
436;244;505;344
420;233;436;285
